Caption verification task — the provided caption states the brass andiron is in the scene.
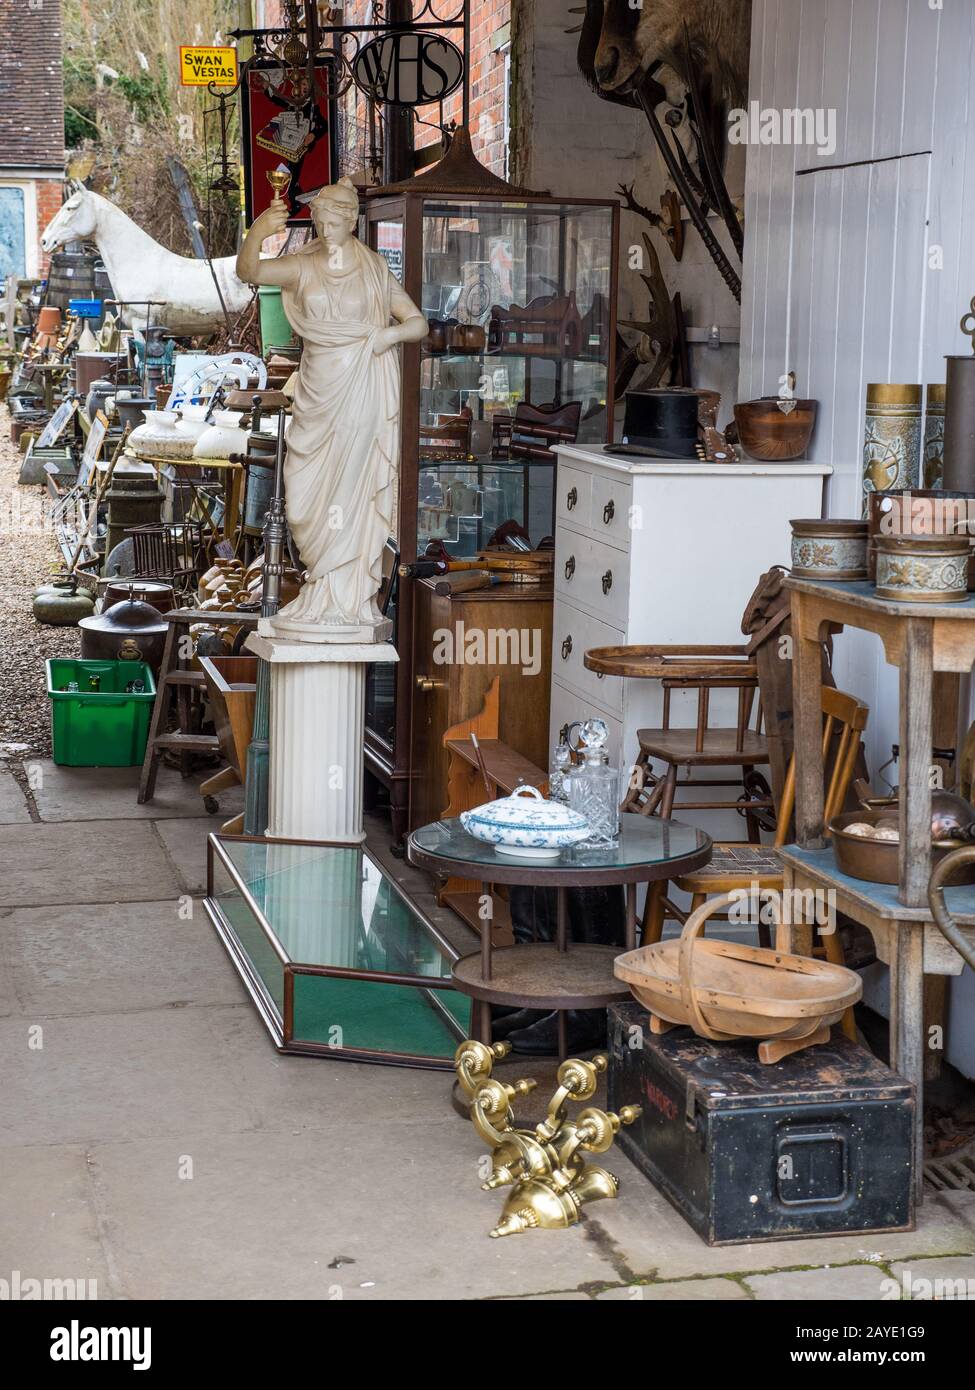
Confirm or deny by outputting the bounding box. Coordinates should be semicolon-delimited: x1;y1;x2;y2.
453;1042;640;1238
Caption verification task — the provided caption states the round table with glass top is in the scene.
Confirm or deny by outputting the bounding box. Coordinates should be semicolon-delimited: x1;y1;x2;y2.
407;814;712;1059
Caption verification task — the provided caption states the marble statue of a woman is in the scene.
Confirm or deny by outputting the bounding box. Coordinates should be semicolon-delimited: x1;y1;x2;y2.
236;178;427;640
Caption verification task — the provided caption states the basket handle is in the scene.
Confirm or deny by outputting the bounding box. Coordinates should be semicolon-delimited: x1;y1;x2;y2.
677;893;741;1041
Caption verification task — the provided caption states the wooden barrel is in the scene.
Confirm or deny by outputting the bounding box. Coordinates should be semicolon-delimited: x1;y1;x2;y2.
44;247;98;313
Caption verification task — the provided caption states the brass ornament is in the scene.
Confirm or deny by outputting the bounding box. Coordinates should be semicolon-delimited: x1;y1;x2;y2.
453;1041;640;1238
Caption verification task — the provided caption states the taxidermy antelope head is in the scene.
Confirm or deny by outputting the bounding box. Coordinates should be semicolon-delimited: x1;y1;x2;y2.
581;0;752;109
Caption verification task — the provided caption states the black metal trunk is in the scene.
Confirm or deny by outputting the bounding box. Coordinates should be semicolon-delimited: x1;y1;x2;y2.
607;1002;915;1246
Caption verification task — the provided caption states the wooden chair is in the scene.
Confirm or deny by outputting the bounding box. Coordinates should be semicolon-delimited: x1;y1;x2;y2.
642;686;869;1041
586;645;776;841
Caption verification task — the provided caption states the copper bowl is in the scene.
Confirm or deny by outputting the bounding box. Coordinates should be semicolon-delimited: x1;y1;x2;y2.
734;398;818;461
829;809;975;885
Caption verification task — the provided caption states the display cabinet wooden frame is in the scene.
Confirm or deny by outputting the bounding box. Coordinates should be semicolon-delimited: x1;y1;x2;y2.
359;141;619;839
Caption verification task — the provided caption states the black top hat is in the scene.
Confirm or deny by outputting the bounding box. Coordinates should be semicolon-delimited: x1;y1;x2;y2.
605;390;700;460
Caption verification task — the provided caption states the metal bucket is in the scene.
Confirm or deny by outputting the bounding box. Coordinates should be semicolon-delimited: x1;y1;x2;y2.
244;462;275;530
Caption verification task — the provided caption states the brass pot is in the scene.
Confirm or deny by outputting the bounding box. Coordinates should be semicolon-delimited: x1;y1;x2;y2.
830;809;975;885
790;518;868;579
874;533;969;602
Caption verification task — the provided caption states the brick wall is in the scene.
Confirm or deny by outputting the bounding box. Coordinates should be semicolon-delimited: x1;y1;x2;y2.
35;178;65;275
256;1;511;177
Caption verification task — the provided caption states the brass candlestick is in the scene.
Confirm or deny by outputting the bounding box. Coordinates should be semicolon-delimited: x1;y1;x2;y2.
452;1041;640;1237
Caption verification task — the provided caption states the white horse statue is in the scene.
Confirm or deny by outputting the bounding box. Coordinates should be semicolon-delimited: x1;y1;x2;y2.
40;183;253;336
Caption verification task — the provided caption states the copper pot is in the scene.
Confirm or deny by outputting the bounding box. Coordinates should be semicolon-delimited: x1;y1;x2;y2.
79;599;168;674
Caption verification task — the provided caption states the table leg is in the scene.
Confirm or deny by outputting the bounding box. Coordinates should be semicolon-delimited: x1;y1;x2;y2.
775;860;796;954
626;882;637;951
556;887;568;953
480;881;492;981
888;924;925;1202
478;1000;492;1045
792;593;826;847
898;621;934;908
557;1010;568;1061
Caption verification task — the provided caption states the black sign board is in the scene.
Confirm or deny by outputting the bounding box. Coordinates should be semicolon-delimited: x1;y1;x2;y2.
352;30;465;107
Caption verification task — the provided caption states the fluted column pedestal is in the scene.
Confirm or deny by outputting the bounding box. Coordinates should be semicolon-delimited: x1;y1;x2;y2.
245;634;398;844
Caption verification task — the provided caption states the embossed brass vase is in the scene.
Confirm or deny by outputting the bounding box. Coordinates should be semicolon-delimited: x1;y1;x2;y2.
862;384;922;503
874;534;969;603
923;383;946;488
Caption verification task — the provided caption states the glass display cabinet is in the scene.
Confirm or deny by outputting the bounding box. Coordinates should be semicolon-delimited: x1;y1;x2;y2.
361;132;619;836
204;834;471;1067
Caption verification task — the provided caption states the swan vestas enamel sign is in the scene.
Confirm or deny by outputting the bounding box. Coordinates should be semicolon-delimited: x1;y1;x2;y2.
179;46;239;88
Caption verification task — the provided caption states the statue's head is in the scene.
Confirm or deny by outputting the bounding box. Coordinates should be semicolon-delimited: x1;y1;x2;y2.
308;176;359;246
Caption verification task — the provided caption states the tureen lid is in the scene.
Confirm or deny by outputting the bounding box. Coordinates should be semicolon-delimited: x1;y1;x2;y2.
462;785;588;831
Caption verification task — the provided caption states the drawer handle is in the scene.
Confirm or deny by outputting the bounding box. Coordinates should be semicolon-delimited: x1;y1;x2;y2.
561;636;573;660
564;554;576;580
566;486;578;511
601;569;613;594
602;498;615;524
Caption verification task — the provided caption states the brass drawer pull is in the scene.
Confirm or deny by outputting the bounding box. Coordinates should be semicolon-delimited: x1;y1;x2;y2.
561;636;573;660
601;569;613;594
564;555;576;580
566;486;578;511
602;498;615;524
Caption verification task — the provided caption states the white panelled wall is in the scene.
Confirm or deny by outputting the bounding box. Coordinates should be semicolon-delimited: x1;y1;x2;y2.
740;0;975;1075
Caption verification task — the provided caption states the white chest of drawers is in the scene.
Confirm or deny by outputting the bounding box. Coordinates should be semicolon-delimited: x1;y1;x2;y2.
550;444;832;839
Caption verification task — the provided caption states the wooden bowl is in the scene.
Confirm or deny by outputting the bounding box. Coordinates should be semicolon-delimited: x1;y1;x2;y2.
614;891;861;1063
734;397;818;461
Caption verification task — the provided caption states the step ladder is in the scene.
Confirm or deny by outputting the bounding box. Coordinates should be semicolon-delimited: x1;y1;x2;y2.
138;607;260;804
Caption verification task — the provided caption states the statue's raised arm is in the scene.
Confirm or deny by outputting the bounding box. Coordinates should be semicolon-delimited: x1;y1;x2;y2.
236;199;302;290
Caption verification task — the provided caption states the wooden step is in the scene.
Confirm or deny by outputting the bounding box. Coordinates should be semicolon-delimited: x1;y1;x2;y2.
152;733;220;752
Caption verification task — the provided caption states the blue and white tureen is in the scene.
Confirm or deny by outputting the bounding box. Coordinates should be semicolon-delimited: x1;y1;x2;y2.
460;785;590;859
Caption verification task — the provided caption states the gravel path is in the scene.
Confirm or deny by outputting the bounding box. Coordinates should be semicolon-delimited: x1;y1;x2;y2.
0;403;79;756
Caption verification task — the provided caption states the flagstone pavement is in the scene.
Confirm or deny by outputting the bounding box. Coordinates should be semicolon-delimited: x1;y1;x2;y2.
1;758;973;1301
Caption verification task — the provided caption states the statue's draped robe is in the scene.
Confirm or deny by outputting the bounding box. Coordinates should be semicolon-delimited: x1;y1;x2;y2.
277;238;399;626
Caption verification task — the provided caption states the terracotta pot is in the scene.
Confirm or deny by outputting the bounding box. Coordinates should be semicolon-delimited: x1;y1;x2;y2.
734;398;818;461
36;306;62;335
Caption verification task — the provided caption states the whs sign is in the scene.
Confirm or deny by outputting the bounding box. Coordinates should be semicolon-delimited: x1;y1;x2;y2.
179;45;238;87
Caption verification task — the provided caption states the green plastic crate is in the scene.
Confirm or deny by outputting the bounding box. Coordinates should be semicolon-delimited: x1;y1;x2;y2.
46;659;156;767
